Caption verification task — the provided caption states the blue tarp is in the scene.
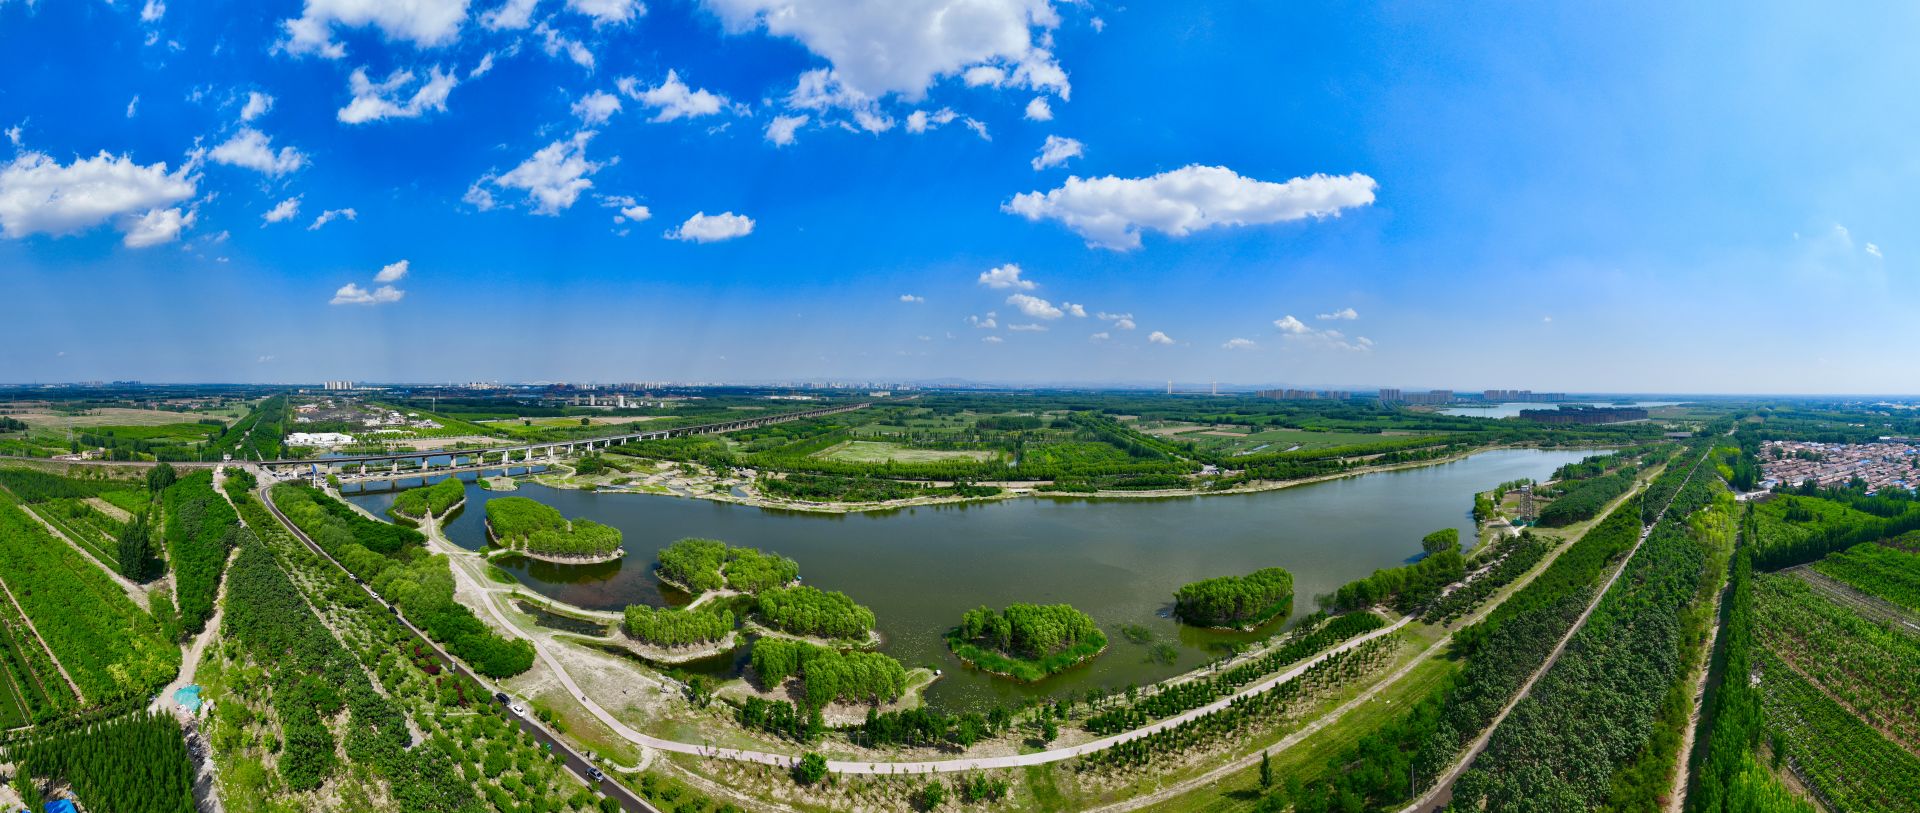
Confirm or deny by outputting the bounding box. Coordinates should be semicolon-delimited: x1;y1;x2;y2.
44;801;78;813
174;684;202;713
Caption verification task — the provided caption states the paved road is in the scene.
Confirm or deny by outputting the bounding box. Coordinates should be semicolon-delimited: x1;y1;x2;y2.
257;484;662;813
1401;444;1715;813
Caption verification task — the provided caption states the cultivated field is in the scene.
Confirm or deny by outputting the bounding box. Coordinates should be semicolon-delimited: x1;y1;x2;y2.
7;407;229;430
816;440;998;464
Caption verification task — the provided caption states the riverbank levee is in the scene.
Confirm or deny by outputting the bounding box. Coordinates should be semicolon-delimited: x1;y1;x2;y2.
347;447;1599;710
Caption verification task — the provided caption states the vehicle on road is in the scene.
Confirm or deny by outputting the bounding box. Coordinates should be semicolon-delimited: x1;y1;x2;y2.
510;703;527;717
494;692;510;703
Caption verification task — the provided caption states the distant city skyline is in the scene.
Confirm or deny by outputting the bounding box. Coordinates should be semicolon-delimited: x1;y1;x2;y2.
3;2;1918;393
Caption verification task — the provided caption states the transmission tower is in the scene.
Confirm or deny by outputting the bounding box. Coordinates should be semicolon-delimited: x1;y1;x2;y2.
1518;483;1536;523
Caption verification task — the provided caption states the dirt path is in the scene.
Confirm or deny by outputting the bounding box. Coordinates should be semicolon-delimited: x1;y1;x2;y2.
1667;573;1730;812
151;545;238;714
0;575;83;704
18;502;150;609
1402;443;1713;813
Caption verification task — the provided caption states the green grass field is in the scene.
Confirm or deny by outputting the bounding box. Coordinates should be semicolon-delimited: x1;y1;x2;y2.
1181;427;1437;456
816;440;999;464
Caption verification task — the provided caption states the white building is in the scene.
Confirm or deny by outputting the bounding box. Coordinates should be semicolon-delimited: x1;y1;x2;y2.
285;432;356;448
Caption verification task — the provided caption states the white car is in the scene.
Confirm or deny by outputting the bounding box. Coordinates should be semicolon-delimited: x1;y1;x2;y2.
509;703;527;717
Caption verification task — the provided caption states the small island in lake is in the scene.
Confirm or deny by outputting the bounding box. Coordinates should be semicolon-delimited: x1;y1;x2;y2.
1172;566;1294;630
946;603;1106;681
483;496;624;563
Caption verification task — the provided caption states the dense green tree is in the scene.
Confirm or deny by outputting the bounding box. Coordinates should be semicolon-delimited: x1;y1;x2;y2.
1173;567;1294;628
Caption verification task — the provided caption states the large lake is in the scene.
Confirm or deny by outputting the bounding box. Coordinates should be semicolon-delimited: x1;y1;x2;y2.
344;448;1593;709
1439;400;1681;419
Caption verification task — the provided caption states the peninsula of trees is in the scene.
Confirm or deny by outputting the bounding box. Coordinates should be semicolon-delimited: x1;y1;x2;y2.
483;496;623;561
655;537;798;594
1172;566;1295;629
391;477;465;522
756;585;876;641
947;603;1106;681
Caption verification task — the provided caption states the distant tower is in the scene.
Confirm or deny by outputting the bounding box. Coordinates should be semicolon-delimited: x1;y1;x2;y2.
1519;484;1536;523
1167;380;1173;395
1212;381;1218;396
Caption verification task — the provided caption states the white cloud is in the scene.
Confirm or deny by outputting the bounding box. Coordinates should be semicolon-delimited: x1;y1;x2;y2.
1008;323;1047;332
963;65;1006;87
977;263;1036;290
209;128;308;176
899;293;924;303
481;0;537;29
981;335;1004;344
666;210;754;242
1030;134;1081;170
330;282;405;305
1006;292;1063;319
1316;307;1358;320
482;131;603;215
599;194;652;223
338;66;457;124
1274;315;1373;351
1866;242;1883;258
140;0;165;22
572;90;622;124
121;206;195;248
126;96;140;118
240;91;275;122
0;150;197;246
1147;330;1174;345
1061;302;1086;317
963;117;990;141
257;355;275;363
1024;96;1052;121
1096;311;1135;330
905;107;957;134
1007;165;1378;250
263;196;301;224
469;52;496;77
280;0;470;59
1542;316;1553;324
374;259;410;283
701;0;1070;101
624;70;728;122
308;207;357;230
853;109;896;133
1089;331;1109;341
4;126;20;147
534;22;595;69
1222;338;1257;350
568;0;642;24
967;313;997;329
765;114;808;146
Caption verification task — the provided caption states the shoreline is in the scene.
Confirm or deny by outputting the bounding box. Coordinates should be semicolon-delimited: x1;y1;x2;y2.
946;636;1110;683
484;516;626;565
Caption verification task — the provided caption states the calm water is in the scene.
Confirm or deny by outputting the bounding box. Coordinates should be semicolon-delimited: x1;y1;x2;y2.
345;449;1592;709
1439;400;1682;419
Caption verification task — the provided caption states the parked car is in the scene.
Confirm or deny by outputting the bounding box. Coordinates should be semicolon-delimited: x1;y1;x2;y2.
494;692;509;703
509;703;526;717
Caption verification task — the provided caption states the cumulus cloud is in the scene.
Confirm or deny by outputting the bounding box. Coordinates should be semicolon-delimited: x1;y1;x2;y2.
481;0;537;29
209;128;307;176
1867;243;1883;258
1008;323;1047;332
571;91;622;124
373;259;410;283
963;65;1006;87
0;150;197;247
280;0;470;59
1006;165;1378;250
1274;314;1372;351
1005;293;1063;319
330;282;405;305
622;70;729;122
309;207;357;230
701;0;1070;101
240;91;275;122
598;194;652;223
1062;302;1086;317
967;313;997;329
1147;330;1174;345
1316;307;1358;320
899;293;924;303
977;263;1036;290
1024;96;1052;121
122;207;196;248
1030;134;1081;170
126;96;140;118
1222;337;1257;350
666;211;754;242
477;131;603;215
568;0;643;24
1097;311;1134;330
140;0;166;22
905;107;957;134
534;22;595;69
338;66;457;124
469;52;496;77
1089;331;1109;341
263;197;301;224
765;114;809;146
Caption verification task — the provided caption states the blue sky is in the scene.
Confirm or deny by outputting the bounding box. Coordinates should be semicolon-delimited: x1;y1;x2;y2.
2;1;1916;392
